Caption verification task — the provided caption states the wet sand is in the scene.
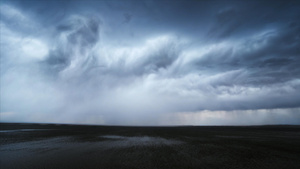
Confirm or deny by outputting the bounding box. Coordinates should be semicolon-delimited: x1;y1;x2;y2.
1;123;300;169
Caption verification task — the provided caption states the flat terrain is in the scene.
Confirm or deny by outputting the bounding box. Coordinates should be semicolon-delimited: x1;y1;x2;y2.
1;123;300;169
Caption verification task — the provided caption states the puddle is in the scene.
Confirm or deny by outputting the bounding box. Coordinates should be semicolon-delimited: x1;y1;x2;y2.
0;129;53;133
99;135;183;147
100;135;125;139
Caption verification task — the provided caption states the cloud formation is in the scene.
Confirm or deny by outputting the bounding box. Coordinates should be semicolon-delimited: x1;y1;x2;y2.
1;0;300;125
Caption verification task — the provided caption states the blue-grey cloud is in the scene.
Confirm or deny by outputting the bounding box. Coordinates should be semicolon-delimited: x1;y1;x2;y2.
0;0;300;125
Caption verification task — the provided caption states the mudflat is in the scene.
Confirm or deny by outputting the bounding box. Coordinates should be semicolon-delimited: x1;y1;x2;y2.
1;123;300;169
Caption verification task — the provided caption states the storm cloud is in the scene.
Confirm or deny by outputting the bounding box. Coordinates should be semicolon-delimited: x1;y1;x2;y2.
1;0;300;125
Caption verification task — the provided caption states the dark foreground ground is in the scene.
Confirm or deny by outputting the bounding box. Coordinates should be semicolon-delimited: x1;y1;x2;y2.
0;123;300;169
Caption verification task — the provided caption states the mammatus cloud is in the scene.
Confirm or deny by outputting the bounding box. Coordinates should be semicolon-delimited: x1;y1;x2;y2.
0;0;300;125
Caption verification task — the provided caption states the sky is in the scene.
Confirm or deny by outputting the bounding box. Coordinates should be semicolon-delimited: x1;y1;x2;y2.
0;0;300;125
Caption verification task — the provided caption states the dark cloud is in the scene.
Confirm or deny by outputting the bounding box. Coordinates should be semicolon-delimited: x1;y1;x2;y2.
1;0;300;125
122;13;132;24
42;15;101;77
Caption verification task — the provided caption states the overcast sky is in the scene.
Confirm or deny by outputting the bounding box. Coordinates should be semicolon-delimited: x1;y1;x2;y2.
1;0;300;125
